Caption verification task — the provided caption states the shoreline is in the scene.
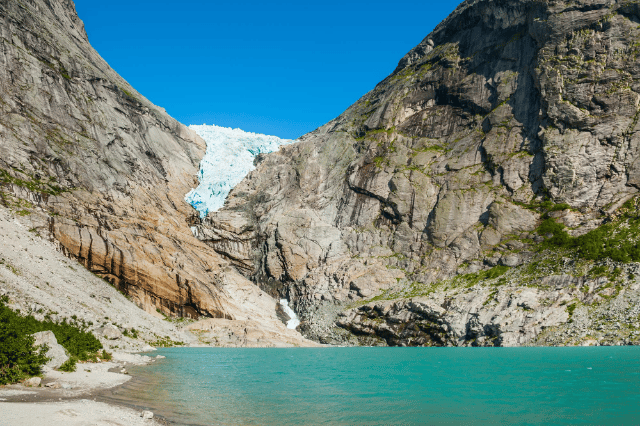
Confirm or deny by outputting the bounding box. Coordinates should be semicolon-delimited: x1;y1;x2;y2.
0;351;168;426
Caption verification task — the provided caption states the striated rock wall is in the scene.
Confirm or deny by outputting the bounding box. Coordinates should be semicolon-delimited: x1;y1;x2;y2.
195;0;640;345
0;0;221;318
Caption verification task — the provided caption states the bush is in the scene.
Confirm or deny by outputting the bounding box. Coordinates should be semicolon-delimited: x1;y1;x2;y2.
58;357;77;372
483;265;510;280
0;297;102;383
18;315;102;359
589;265;609;277
0;298;48;385
101;350;112;361
458;265;511;287
122;328;138;339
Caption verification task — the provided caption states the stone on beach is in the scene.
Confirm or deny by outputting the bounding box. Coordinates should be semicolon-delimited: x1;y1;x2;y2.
24;377;41;387
141;410;154;419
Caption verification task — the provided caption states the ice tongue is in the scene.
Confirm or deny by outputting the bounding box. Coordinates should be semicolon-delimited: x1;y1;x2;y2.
185;124;293;218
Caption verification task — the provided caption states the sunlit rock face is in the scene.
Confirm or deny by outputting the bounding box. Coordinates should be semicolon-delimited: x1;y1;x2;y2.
192;0;640;347
186;125;293;218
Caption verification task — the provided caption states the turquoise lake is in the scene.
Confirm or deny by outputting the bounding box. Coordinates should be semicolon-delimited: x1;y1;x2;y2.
103;347;640;425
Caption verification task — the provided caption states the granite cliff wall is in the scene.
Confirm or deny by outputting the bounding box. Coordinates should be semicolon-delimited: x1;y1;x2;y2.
196;0;640;346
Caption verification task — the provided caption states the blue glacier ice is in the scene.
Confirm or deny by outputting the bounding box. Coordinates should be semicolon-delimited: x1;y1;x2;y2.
185;124;294;218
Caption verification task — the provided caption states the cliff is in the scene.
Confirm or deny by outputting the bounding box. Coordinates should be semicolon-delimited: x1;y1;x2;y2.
0;0;311;346
196;0;640;346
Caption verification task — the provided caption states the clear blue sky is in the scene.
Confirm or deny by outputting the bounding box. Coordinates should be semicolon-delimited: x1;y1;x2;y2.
74;0;461;139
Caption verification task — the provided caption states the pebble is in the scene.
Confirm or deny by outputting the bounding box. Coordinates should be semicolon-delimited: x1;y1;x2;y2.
141;410;154;419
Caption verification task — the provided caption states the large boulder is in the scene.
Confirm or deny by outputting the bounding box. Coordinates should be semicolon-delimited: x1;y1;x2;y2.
96;324;122;340
32;331;69;370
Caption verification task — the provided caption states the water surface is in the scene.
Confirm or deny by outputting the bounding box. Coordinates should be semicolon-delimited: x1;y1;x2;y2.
103;347;640;425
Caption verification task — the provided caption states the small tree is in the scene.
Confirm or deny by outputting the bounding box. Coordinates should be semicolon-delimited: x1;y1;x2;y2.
0;298;48;385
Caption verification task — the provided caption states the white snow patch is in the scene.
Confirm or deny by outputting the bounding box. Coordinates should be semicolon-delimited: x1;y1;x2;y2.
280;299;301;330
185;124;294;218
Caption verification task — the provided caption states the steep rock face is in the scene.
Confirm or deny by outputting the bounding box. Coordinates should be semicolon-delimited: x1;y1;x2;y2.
196;0;640;345
0;0;297;334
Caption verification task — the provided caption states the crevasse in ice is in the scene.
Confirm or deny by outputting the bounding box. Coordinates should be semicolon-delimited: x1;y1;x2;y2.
185;124;294;218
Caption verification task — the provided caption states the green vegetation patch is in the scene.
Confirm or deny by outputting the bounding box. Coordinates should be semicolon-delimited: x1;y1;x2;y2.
58;357;77;372
122;327;139;339
149;335;185;348
0;300;48;385
119;87;141;103
0;168;68;196
455;265;511;287
0;297;102;384
513;200;573;214
537;198;640;262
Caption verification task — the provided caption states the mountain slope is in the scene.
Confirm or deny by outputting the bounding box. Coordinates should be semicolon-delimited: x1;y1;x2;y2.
0;0;311;346
197;0;640;346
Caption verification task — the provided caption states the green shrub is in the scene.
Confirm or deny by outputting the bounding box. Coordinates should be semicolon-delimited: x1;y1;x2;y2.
458;265;511;287
101;350;112;361
589;265;609;277
58;357;77;372
0;297;102;383
540;200;554;211
0;299;48;384
26;316;102;359
566;303;578;322
484;265;510;280
122;328;139;339
538;218;572;246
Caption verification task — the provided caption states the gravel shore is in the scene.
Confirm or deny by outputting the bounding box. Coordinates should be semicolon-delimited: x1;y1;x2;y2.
0;352;165;425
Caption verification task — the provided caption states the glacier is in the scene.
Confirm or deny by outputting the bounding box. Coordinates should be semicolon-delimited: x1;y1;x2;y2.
185;124;294;218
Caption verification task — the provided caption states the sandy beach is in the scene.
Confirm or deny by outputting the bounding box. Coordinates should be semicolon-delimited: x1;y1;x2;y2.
0;352;165;426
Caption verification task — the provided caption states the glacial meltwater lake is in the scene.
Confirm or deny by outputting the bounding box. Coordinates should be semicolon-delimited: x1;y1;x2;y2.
102;347;640;425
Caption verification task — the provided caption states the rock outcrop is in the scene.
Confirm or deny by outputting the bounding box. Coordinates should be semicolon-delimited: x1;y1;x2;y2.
32;330;69;369
0;0;313;345
195;0;640;346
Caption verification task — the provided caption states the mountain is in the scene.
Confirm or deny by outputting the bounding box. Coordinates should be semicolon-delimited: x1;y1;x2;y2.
0;0;311;346
186;125;293;218
195;0;640;346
